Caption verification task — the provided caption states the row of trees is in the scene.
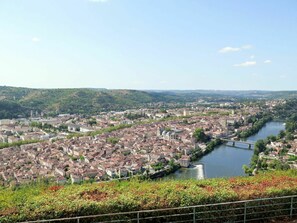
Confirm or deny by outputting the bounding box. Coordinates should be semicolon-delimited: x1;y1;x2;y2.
191;128;222;160
238;115;272;139
30;122;68;133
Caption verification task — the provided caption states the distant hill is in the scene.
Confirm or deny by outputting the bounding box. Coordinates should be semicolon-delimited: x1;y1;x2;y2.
1;86;297;118
148;90;297;99
0;86;200;118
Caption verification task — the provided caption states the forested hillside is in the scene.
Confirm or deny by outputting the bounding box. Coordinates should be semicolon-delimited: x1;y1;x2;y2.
0;86;199;118
2;86;297;119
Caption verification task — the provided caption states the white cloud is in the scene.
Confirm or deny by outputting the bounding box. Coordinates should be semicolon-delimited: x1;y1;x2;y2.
233;61;257;67
32;37;40;42
218;47;241;53
218;44;253;53
250;55;255;59
264;59;272;64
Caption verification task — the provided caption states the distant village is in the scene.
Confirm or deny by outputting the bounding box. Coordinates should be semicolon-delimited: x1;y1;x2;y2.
0;100;288;185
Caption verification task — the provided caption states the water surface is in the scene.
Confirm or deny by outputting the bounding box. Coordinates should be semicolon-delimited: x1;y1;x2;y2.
164;121;285;180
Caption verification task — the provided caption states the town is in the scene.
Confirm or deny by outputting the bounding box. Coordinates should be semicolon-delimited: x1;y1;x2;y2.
0;100;279;186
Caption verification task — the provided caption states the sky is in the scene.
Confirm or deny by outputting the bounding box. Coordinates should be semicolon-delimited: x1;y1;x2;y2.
0;0;297;90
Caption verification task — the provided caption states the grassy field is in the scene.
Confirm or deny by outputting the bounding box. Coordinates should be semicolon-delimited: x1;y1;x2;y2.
1;170;297;222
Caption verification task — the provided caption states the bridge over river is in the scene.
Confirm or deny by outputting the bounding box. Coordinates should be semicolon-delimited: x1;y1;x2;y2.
164;121;285;179
221;139;255;150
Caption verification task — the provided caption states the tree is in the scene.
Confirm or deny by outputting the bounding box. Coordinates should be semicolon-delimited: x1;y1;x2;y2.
107;137;119;145
278;130;286;139
243;165;253;175
267;135;277;142
58;124;68;131
193;128;209;143
254;140;266;155
88;119;97;126
286;132;294;141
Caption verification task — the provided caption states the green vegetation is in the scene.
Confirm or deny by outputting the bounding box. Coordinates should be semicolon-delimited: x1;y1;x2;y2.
87;119;97;126
273;99;297;120
243;136;290;175
0;139;41;150
124;113;145;120
191;139;222;161
285;114;297;133
1;171;297;222
67;124;132;138
237;114;272;139
243;113;294;175
0;100;30;119
151;162;165;171
31;121;68;133
0;86;206;118
106;137;120;145
288;155;297;161
193;128;209;143
3;86;295;118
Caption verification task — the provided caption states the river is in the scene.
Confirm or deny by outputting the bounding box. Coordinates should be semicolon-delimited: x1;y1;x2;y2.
164;121;285;180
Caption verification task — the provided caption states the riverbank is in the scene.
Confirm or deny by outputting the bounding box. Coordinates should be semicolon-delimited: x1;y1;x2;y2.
165;121;285;180
191;138;223;161
149;139;221;180
1;170;297;223
237;115;273;139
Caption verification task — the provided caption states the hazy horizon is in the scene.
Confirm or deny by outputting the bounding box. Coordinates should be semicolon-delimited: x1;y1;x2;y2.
2;84;297;92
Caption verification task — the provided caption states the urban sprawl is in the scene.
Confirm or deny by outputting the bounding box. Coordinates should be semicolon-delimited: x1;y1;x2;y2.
1;100;295;186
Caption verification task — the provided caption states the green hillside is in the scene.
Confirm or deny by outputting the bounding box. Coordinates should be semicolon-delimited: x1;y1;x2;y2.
0;86;190;117
2;86;297;119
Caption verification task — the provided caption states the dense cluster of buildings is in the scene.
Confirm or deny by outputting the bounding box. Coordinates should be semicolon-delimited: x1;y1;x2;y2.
0;105;262;185
259;137;297;169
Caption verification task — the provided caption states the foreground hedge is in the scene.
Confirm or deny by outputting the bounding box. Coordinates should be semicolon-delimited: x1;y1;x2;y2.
1;170;297;222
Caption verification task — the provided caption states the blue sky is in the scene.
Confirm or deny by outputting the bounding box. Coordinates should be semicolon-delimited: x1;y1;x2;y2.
0;0;296;90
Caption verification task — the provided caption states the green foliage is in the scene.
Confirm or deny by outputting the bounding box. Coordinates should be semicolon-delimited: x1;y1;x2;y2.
274;99;297;120
151;162;165;171
58;124;68;131
67;124;132;139
238;114;272;139
254;140;266;155
1;171;297;222
164;127;172;132
193;128;209;143
285;114;297;134
30;121;42;128
107;137;120;145
267;135;277;142
205;139;222;152
124;113;145;120
0;139;41;150
278;130;286;139
0;86;213;117
242;164;253;175
268;160;290;170
87;119;97;126
288;155;297;161
190;139;222;161
0;100;30;119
